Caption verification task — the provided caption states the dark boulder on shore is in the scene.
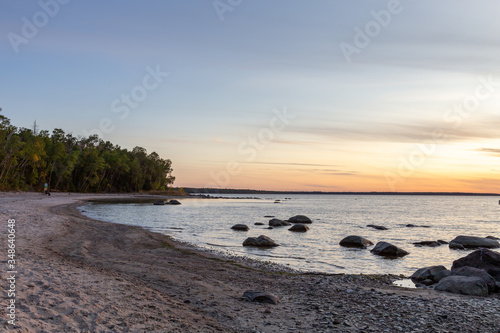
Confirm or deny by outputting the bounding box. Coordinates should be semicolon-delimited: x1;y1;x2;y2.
231;224;249;231
243;235;279;247
269;219;291;227
339;236;373;249
288;215;312;224
370;242;408;257
243;291;279;304
451;248;500;281
451;266;497;292
366;224;388;230
288;224;309;232
435;276;489;297
449;236;500;249
410;265;450;283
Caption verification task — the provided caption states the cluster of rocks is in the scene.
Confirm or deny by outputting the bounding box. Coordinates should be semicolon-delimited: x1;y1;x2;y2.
410;248;500;297
153;199;181;205
339;235;409;258
235;215;313;248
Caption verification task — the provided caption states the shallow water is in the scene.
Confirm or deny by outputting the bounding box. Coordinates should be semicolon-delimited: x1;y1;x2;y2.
80;194;500;276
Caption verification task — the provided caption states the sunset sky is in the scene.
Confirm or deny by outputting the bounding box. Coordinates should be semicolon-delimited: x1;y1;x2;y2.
2;1;500;192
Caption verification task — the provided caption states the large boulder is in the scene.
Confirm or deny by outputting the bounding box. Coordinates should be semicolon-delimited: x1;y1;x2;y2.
370;242;409;257
243;235;279;247
451;248;500;281
410;265;450;283
153;200;165;205
339;236;373;249
451;266;496;292
435;276;489;297
231;224;249;231
288;215;312;224
366;224;388;230
288;224;309;232
449;236;500;249
269;219;291;227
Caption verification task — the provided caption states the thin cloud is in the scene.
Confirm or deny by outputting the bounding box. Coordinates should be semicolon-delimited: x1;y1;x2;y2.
475;148;500;156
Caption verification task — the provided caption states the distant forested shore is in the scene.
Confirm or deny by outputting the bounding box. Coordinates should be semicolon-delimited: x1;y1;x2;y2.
184;188;500;196
0;111;175;192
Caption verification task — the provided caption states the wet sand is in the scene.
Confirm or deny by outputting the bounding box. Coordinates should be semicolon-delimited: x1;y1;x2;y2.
1;192;499;332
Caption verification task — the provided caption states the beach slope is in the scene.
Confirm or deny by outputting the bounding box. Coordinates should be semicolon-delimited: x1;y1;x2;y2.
1;193;499;332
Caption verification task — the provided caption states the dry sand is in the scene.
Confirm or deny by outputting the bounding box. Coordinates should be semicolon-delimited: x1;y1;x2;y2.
1;192;499;332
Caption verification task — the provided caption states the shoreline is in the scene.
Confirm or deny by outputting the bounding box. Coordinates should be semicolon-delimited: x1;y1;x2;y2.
1;192;499;332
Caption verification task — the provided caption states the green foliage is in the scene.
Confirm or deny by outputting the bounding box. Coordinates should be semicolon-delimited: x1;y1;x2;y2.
0;111;175;192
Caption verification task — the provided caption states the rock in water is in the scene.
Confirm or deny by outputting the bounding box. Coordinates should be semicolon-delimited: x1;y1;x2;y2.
449;236;500;249
435;276;489;297
413;241;442;247
366;224;388;230
288;224;309;232
243;235;279;247
288;215;312;224
370;242;409;257
451;266;497;292
339;236;373;249
153;200;165;205
449;242;465;250
167;199;181;205
243;291;279;304
451;248;500;281
231;224;249;231
269;219;291;227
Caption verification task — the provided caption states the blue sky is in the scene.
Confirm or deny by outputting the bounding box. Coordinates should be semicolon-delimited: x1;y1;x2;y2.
2;1;500;192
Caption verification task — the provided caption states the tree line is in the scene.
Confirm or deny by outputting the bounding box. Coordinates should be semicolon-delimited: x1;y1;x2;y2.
0;111;175;192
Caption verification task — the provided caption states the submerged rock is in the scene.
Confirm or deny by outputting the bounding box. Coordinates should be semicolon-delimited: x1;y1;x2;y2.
413;241;442;247
288;215;312;224
254;222;264;226
366;224;388;230
339;236;373;249
243;291;279;304
449;236;500;249
370;242;409;257
435;276;489;297
167;199;181;205
243;235;279;247
269;219;291;227
231;224;249;231
288;224;309;232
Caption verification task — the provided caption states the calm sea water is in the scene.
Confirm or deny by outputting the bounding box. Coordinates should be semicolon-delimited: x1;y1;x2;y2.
79;194;500;276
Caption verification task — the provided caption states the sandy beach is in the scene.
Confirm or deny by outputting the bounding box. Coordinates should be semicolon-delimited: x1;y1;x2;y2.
1;192;499;333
